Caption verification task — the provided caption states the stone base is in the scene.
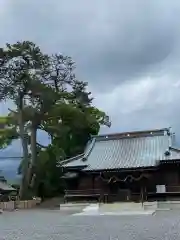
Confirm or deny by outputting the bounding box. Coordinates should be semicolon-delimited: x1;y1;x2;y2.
73;203;155;216
60;203;91;211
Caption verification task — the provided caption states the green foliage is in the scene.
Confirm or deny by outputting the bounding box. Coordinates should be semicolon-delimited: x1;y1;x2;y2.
0;116;19;149
0;41;111;199
0;41;47;102
35;145;65;198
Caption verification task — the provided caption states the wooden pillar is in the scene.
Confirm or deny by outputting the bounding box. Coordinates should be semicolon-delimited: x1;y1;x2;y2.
92;175;95;189
144;186;147;201
140;186;144;207
140;176;148;206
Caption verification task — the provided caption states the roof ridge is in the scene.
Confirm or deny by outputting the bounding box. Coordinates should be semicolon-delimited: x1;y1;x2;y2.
58;138;96;166
92;128;171;141
82;138;96;161
94;128;170;138
58;153;84;166
169;146;180;152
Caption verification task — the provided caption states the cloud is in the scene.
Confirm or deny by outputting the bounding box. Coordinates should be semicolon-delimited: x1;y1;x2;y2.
1;1;180;84
0;0;180;158
97;75;180;145
2;0;179;89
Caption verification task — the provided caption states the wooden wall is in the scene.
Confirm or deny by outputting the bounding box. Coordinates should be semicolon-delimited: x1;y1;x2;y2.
155;166;180;186
78;176;93;190
77;175;109;191
75;165;180;193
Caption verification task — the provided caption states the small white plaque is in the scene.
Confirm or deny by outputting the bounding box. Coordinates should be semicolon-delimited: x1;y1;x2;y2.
156;185;166;193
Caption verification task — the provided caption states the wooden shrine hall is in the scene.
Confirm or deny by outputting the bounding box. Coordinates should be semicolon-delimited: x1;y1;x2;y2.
59;128;180;203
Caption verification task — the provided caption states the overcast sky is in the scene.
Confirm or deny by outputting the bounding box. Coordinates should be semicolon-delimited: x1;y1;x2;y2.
1;0;180;170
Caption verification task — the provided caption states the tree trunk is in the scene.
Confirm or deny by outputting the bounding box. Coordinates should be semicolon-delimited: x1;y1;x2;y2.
29;125;37;188
18;98;30;200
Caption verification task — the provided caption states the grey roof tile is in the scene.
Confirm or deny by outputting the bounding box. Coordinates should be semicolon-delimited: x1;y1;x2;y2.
63;128;180;171
0;181;15;191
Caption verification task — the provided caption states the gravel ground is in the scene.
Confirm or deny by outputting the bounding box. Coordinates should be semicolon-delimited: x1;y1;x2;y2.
1;210;180;240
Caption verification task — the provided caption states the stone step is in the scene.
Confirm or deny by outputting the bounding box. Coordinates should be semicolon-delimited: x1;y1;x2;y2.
99;210;155;216
143;202;158;210
157;201;180;210
60;203;90;210
100;203;144;212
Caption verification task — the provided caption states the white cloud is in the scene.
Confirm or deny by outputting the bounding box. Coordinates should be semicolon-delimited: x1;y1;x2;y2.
96;74;180;134
1;0;180;149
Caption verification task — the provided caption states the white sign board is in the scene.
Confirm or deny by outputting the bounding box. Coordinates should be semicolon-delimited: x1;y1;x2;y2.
156;185;166;193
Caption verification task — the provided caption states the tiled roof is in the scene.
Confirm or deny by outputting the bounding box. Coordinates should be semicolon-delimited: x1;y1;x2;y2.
63;128;180;171
0;181;15;191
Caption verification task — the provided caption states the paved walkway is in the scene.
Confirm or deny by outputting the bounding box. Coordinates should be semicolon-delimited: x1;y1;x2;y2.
1;209;180;239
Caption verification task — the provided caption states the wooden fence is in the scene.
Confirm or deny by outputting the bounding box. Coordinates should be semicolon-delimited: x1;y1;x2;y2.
0;198;41;211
